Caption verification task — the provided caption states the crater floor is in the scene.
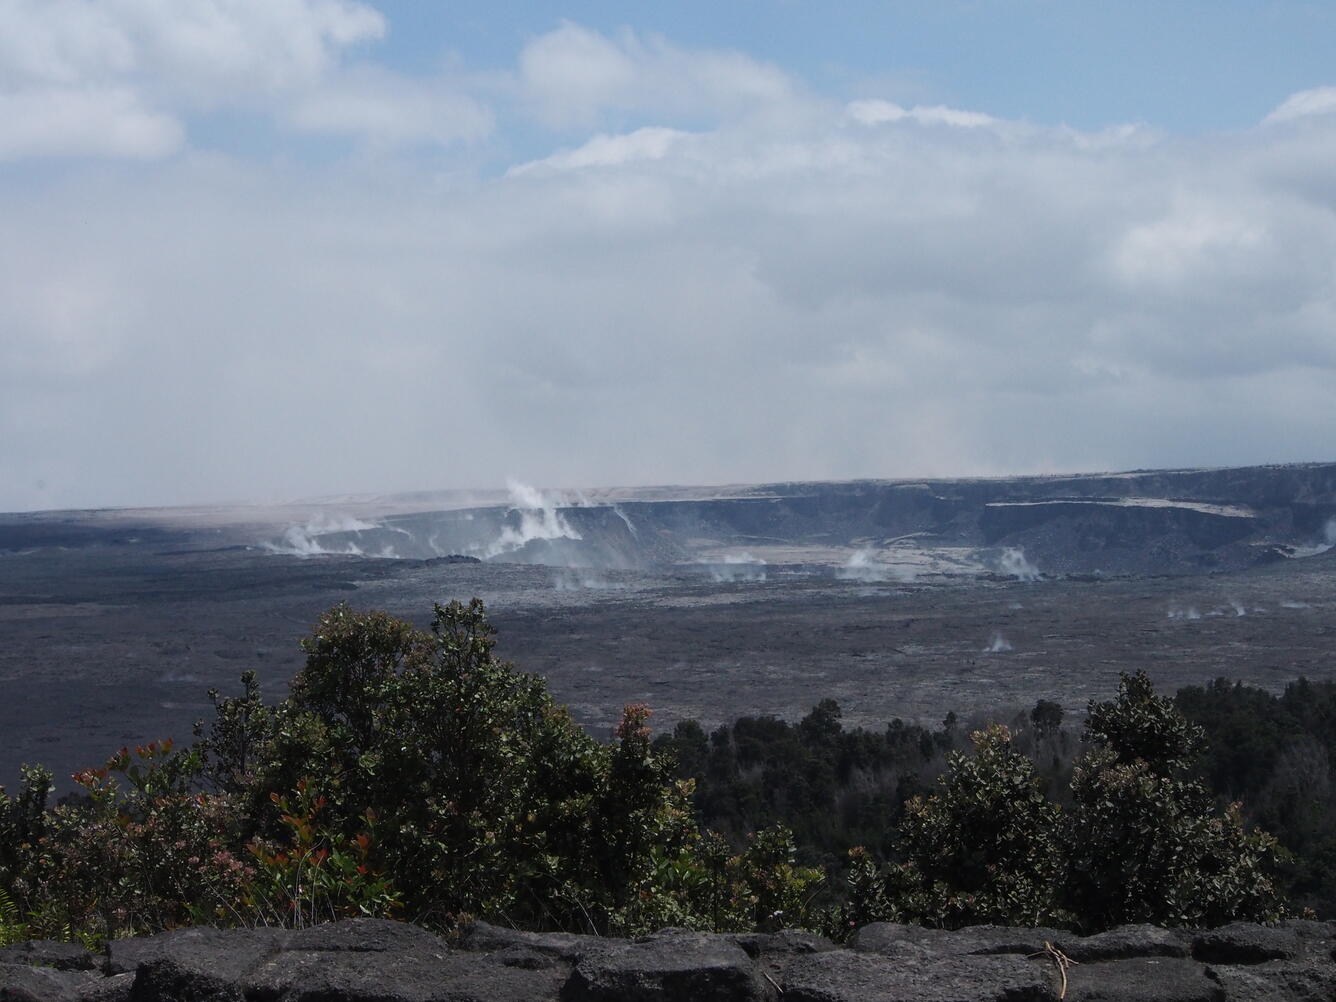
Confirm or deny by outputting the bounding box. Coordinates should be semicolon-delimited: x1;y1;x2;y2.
2;463;1335;789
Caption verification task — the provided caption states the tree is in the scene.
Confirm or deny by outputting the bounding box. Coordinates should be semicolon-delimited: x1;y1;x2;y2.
257;599;696;929
1062;671;1286;930
1030;699;1064;738
894;725;1064;927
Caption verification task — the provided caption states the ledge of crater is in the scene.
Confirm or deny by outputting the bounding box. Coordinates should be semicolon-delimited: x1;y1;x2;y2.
5;917;1336;1002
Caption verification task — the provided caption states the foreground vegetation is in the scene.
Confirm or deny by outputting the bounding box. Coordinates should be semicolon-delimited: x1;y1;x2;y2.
0;600;1294;946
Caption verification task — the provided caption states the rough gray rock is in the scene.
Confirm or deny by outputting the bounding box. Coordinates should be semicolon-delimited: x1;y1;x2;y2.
245;949;565;1002
852;923;1066;960
283;918;446;954
241;918;564;1002
74;972;133;1002
781;948;1057;1001
1192;925;1300;965
460;919;600;961
561;930;773;1001
1273;920;1334;942
1063;957;1223;1002
127;957;243;1002
1063;925;1190;962
104;926;287;977
728;929;842;997
0;962;100;1002
6;920;1336;1001
728;929;838;959
1203;960;1336;1002
0;940;97;972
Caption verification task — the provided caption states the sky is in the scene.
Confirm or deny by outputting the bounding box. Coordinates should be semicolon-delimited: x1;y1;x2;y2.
3;1;1336;512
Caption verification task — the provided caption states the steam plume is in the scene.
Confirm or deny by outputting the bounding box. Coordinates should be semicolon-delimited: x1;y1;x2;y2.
998;547;1040;582
485;479;582;559
263;513;382;557
836;549;916;583
707;552;767;582
1289;516;1336;558
1168;606;1202;621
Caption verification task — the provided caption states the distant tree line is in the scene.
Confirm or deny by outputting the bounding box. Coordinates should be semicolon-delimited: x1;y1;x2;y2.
658;675;1336;919
0;599;1308;948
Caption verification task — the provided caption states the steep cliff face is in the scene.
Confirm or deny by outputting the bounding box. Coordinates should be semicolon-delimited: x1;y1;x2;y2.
6;917;1334;1001
259;462;1336;578
16;462;1328;580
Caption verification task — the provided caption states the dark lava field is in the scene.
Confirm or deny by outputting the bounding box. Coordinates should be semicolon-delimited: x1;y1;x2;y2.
3;462;1336;790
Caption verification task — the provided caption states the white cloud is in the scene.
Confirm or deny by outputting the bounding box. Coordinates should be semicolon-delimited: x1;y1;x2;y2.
508;126;689;174
0;0;385;96
0;0;491;156
0;86;183;159
1264;86;1336;125
845;99;999;129
5;31;1336;510
286;67;493;148
517;22;793;128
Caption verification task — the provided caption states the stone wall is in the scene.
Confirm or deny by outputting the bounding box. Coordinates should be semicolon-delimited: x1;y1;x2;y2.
3;917;1334;1001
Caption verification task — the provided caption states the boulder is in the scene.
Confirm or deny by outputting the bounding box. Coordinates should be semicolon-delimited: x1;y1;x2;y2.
126;957;243;1002
1203;959;1336;1002
1063;958;1222;1002
0;940;97;972
851;923;1064;959
76;972;133;1002
0;962;99;1002
781;949;1057;1002
243;918;563;1002
104;926;286;977
1191;925;1299;965
283;918;449;955
244;949;565;1002
486;945;562;970
1274;920;1335;942
728;929;838;959
1064;925;1189;963
724;929;840;995
561;930;773;1001
460;919;599;962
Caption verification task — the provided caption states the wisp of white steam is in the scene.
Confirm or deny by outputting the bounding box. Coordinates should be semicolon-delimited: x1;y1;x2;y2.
999;547;1040;582
485;479;583;558
837;549;915;583
263;513;382;557
708;552;767;583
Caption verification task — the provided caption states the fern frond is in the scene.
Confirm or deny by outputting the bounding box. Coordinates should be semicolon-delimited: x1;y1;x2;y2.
0;885;28;947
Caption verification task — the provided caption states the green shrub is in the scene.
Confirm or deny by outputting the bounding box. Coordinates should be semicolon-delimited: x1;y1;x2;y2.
246;600;697;930
893;724;1065;927
834;672;1287;933
0;599;708;939
1063;671;1286;929
0;614;1292;943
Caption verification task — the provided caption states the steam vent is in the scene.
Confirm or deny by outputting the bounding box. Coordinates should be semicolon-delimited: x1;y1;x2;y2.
4;461;1336;787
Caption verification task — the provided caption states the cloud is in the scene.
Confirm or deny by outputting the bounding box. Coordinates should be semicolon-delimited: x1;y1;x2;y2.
1264;87;1336;125
845;99;999;129
0;86;183;160
0;0;489;156
0;0;385;95
286;66;493;148
508;126;689;174
5;21;1336;510
516;22;793;128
